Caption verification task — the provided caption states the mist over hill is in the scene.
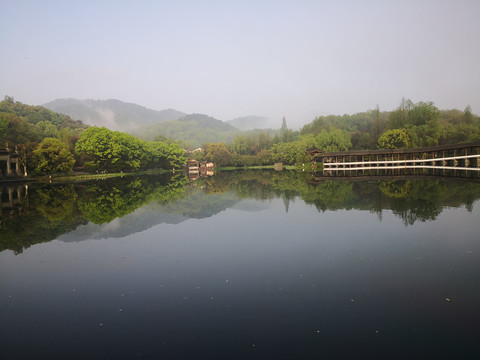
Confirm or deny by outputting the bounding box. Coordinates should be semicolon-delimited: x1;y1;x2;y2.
227;115;273;131
140;113;241;148
43;98;185;133
42;98;275;148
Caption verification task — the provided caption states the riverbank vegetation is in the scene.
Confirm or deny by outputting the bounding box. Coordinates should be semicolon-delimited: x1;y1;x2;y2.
2;96;479;177
194;99;479;168
0;96;186;177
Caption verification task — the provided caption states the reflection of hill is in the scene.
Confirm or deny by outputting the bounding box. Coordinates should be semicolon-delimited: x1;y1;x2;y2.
0;175;189;253
59;188;241;241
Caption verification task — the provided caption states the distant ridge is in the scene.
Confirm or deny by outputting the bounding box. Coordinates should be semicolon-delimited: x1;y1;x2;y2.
42;98;273;147
140;113;240;148
43;98;185;132
227;115;271;131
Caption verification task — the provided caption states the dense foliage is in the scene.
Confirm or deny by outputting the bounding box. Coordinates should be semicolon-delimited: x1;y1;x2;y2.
0;96;87;145
2;96;479;172
75;126;187;172
0;97;188;176
33;138;76;174
202;99;479;167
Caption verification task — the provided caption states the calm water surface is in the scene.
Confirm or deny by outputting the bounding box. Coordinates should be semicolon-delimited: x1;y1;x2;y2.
1;171;480;359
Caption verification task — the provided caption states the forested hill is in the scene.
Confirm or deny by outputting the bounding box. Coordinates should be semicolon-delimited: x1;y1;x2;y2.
0;96;87;146
43;98;185;132
140;113;241;148
41;98;282;147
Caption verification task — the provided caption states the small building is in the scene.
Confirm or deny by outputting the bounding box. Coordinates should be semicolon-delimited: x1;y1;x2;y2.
0;146;24;177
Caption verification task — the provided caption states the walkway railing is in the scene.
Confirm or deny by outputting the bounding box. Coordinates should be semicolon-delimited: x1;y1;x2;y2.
310;142;480;178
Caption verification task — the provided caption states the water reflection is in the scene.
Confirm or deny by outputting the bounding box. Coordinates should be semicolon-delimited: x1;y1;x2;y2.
2;170;480;253
1;171;480;359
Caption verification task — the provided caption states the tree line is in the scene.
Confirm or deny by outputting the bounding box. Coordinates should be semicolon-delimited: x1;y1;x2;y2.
194;99;479;167
2;95;479;174
0;96;186;176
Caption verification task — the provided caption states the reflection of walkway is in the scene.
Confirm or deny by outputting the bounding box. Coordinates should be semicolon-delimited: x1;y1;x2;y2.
310;142;480;179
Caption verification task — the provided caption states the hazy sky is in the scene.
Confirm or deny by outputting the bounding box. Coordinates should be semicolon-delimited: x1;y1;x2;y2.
1;0;479;128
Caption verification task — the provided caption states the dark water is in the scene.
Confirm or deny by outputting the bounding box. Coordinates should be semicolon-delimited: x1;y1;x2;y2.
1;171;480;359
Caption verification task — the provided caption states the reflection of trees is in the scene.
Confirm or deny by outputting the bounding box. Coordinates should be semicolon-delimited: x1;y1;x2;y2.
1;184;85;254
3;171;480;254
387;180;443;226
78;179;148;224
1;175;189;253
33;184;78;228
301;181;354;212
204;170;480;225
78;175;188;224
379;180;411;198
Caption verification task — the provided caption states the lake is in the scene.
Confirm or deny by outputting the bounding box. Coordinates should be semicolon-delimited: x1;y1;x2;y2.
1;170;480;359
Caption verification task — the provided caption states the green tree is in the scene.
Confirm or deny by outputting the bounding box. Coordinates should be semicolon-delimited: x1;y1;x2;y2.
407;102;442;147
388;97;411;129
205;143;232;166
270;142;299;165
75;126;149;172
377;129;410;149
314;127;352;152
280;117;294;142
146;141;187;169
33;138;75;174
35;121;59;138
464;105;474;125
230;135;250;155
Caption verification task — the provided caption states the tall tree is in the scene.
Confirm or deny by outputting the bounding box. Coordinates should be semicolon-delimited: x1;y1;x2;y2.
280;117;293;142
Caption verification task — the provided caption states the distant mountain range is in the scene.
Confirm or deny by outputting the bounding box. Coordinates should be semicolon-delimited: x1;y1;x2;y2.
43;98;273;147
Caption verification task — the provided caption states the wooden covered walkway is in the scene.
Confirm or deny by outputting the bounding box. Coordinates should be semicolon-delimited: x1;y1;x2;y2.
309;142;480;178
